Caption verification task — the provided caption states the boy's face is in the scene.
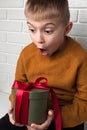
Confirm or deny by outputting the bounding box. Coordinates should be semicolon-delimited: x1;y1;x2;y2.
26;16;68;56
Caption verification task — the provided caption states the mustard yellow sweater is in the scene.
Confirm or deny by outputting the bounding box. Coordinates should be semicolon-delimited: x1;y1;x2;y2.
9;36;87;128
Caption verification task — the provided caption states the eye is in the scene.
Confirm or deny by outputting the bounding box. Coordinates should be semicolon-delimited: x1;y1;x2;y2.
29;28;36;33
44;30;53;34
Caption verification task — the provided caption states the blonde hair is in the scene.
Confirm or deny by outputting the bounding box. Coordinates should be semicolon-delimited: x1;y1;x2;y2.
25;0;70;25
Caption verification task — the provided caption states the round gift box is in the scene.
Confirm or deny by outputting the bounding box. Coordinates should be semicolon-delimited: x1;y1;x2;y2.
28;88;49;125
13;88;49;125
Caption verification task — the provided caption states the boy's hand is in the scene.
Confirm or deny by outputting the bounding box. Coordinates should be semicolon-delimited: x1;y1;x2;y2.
26;109;54;130
8;106;24;127
8;107;54;129
8;106;15;124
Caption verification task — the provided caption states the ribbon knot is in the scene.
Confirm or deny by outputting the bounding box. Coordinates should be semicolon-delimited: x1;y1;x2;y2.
12;77;61;130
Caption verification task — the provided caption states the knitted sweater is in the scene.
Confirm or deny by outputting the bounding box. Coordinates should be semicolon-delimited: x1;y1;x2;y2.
9;36;87;128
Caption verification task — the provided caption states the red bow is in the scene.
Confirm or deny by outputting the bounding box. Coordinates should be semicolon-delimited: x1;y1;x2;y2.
12;77;61;130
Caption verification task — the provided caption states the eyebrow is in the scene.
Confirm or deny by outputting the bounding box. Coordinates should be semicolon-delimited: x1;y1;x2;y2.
27;22;34;26
27;21;56;27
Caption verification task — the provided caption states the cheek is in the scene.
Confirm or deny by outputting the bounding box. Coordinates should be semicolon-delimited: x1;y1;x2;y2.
48;35;64;48
48;35;60;44
48;34;58;42
51;31;64;41
47;37;58;49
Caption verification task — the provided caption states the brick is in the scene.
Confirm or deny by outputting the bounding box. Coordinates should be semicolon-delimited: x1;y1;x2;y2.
0;73;9;83
70;24;87;37
0;32;7;42
0;21;22;32
69;0;87;8
0;64;15;92
0;84;10;93
0;43;22;54
24;0;27;6
7;32;31;44
7;54;18;65
0;64;16;74
0;81;11;93
79;10;87;23
70;10;78;22
0;53;7;63
0;9;7;20
0;0;24;8
23;21;29;32
76;37;87;49
7;9;25;20
9;72;15;85
0;92;10;117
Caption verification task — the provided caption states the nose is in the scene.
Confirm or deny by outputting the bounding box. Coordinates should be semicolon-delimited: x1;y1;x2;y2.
36;31;44;44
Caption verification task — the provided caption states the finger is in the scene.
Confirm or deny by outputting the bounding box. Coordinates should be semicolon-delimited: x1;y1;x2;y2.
26;125;36;130
8;106;13;113
41;110;54;128
8;106;15;125
15;123;24;127
8;106;25;127
8;112;15;125
31;109;54;130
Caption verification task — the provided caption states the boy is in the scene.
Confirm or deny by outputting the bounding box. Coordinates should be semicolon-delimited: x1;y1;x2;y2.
0;0;87;130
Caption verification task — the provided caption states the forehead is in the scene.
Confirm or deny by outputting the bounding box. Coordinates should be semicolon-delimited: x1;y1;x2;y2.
25;9;61;26
26;16;60;28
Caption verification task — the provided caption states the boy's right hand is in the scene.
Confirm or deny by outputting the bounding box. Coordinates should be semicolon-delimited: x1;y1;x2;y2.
8;106;24;127
26;109;54;130
8;106;15;124
8;107;54;129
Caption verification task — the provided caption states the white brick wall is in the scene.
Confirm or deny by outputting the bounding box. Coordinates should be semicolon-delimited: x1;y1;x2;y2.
0;0;31;118
0;0;87;129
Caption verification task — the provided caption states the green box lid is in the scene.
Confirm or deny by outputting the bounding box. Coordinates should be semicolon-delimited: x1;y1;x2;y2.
29;88;49;99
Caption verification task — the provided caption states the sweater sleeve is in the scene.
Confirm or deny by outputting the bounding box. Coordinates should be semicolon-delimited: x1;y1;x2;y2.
15;52;28;82
9;52;28;106
60;56;87;128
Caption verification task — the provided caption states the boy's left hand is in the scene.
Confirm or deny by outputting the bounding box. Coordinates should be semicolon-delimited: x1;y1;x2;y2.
26;109;54;130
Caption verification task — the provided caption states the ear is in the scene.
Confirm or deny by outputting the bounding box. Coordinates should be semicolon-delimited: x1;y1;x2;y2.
64;22;73;35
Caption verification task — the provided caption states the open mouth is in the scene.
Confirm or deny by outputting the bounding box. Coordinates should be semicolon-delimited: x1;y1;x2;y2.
39;48;48;56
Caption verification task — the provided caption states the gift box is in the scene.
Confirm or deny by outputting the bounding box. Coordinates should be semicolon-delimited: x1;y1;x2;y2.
12;88;49;125
12;77;62;130
12;77;49;125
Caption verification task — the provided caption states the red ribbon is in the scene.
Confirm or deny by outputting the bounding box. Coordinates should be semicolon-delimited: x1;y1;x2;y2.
12;77;61;130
